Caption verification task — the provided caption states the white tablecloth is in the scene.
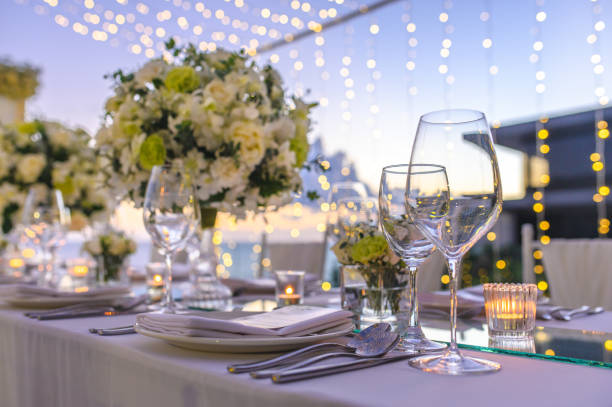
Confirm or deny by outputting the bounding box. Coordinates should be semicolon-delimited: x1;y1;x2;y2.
0;306;610;407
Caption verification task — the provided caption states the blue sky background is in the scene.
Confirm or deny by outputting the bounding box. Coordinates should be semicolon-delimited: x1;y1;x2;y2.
2;0;611;189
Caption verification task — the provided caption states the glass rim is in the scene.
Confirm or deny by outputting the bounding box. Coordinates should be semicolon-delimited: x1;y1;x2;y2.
382;163;446;175
419;109;485;125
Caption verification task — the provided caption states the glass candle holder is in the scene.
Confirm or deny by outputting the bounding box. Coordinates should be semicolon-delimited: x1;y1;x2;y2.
484;283;537;338
274;270;305;307
66;258;92;279
146;262;165;303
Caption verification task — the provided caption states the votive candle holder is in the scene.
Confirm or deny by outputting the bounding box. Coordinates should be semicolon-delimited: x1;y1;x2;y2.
274;270;305;307
483;283;537;338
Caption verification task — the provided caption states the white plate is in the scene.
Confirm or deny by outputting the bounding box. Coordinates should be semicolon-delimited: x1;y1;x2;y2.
4;293;131;309
135;323;353;353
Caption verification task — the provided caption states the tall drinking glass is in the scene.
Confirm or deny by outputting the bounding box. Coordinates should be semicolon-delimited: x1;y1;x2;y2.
21;188;70;287
406;109;502;375
143;165;199;313
379;164;446;352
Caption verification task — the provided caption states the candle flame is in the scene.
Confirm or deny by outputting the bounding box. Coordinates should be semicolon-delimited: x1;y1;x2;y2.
153;274;163;283
9;258;24;268
72;265;88;276
285;286;294;295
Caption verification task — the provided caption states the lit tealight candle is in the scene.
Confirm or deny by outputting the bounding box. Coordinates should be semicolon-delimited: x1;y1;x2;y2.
277;285;301;306
67;259;91;278
484;283;537;338
274;270;305;307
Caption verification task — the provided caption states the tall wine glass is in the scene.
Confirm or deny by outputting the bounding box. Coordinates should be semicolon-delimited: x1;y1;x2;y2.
143;165;199;313
21;188;70;287
326;182;368;244
379;164;446;352
406;109;502;374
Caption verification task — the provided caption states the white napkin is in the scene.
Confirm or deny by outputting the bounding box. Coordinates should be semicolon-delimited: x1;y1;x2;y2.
0;284;131;298
136;306;353;338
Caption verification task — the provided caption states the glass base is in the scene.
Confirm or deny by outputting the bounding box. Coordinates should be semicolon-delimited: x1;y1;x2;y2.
409;349;501;375
396;330;448;353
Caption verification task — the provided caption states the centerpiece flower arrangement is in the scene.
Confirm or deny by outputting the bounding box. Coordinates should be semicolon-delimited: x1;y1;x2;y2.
0;121;108;234
332;224;407;316
82;229;136;283
96;40;316;227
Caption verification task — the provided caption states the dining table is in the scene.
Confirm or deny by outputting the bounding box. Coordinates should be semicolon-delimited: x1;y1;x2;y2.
0;298;610;407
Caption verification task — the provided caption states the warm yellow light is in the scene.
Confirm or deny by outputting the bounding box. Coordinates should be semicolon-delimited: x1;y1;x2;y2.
533;250;543;260
261;258;271;268
22;248;35;259
537;129;549;139
533;191;543;200
601;218;611;227
540;144;550;154
212;230;223;245
369;24;380;34
496;260;506;269
290;228;300;238
593;161;604;171
544;348;555;356
540;235;551;245
593;193;604;203
533;203;544;213
74;286;90;293
590;153;601;162
540;174;550;184
486;232;496;241
441;274;450;284
321;281;331;291
341;167;350;176
316;223;326;232
153;274;163;283
597;120;608;130
599;186;610;196
285;286;294;295
72;265;89;276
534;265;544;274
539;221;550;231
9;258;24;268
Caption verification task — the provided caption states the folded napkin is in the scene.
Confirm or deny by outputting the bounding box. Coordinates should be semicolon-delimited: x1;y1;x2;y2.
0;284;131;298
136;305;353;338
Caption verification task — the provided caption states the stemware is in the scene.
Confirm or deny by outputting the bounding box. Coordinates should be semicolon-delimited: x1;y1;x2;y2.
21;188;70;287
406;109;503;375
326;182;368;245
143;164;199;313
379;164;446;352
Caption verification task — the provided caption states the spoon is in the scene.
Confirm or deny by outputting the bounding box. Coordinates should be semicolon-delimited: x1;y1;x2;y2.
227;322;391;374
250;328;400;379
553;306;604;321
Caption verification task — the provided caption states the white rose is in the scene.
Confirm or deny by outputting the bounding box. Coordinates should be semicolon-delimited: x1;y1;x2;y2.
134;60;166;86
275;141;296;169
210;157;245;190
227;121;265;167
48;129;71;148
109;237;126;256
204;79;236;108
16;154;46;183
264;118;296;144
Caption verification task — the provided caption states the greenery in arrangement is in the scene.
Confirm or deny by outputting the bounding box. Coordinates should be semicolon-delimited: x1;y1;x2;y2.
0;121;108;234
83;230;136;282
96;40;320;222
0;61;39;100
332;224;407;314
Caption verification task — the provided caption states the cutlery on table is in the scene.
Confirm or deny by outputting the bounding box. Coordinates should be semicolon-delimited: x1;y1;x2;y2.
536;305;563;321
270;352;416;384
250;329;400;379
26;295;147;320
552;306;604;321
89;325;136;336
227;323;391;374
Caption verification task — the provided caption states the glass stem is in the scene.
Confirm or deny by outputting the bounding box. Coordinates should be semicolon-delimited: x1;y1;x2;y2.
447;257;462;353
406;266;419;327
164;253;174;311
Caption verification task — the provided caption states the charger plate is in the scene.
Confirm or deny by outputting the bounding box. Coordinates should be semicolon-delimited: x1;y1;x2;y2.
135;318;353;353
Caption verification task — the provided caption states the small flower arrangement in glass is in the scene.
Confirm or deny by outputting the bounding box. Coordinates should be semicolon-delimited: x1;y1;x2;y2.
82;229;136;284
332;219;407;323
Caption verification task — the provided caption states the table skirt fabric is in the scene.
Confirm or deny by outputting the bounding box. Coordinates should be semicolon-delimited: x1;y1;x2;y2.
0;307;610;407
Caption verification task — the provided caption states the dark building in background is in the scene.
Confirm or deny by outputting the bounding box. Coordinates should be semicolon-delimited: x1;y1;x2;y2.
496;106;612;239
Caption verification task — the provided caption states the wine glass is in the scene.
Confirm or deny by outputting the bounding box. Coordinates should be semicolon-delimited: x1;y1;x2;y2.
21;188;70;287
143;164;200;313
379;164;447;352
336;196;378;238
406;109;502;375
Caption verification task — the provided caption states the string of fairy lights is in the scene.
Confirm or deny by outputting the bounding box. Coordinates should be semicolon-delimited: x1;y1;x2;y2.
403;1;417;124
530;0;550;292
588;0;610;237
438;0;454;109
366;17;381;151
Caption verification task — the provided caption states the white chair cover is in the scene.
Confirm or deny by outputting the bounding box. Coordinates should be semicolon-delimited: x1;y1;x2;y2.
541;239;612;309
417;250;445;293
268;242;326;279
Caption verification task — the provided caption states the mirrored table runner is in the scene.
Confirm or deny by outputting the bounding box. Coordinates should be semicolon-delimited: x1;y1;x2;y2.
421;318;612;369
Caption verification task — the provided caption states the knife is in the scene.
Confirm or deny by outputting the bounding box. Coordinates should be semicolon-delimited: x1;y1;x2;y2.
37;308;142;320
271;352;416;383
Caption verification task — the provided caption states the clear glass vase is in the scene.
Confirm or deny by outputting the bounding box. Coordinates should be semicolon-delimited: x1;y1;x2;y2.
183;227;232;310
93;255;129;285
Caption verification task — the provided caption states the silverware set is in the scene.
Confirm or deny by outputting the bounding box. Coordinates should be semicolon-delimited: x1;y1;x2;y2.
536;305;604;321
227;323;430;383
24;294;147;321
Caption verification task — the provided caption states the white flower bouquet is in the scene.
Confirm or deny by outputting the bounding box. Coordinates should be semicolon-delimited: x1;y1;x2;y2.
96;41;317;226
83;229;136;282
0;121;108;233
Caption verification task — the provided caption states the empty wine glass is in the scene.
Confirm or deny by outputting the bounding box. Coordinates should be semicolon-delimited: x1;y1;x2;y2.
21;188;70;287
336;196;378;238
379;164;446;352
326;182;368;244
406;109;502;375
143;164;199;313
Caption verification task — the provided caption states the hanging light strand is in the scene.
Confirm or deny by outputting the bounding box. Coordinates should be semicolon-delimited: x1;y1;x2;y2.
439;0;454;109
403;1;417;126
